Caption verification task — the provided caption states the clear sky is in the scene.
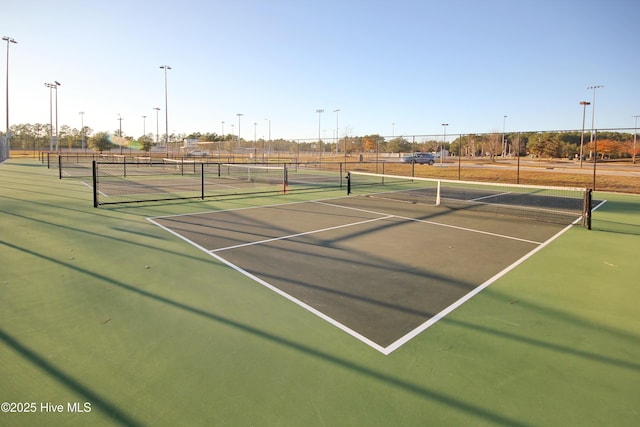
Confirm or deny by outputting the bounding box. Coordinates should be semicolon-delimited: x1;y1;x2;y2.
3;0;639;141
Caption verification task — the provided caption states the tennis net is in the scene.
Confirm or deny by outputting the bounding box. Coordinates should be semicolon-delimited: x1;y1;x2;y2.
346;171;592;227
218;163;286;185
93;161;289;206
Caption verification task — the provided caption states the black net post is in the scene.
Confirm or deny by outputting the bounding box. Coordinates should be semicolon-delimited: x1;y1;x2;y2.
346;171;351;194
58;154;62;179
200;162;205;200
92;160;98;208
584;189;592;230
283;164;289;193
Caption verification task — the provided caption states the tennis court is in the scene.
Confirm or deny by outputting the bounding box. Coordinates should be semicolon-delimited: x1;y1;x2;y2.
2;158;638;426
150;188;577;354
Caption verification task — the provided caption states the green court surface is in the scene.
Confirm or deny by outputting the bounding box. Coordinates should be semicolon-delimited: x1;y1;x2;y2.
1;158;638;426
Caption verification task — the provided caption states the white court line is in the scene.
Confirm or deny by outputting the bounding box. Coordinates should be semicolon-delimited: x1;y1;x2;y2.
150;198;333;220
148;198;591;355
467;191;512;202
382;198;609;354
146;215;389;354
313;200;544;245
382;221;576;355
81;180;107;197
211;215;394;253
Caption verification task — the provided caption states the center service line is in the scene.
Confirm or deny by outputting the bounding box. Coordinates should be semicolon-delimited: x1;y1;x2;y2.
210;215;395;253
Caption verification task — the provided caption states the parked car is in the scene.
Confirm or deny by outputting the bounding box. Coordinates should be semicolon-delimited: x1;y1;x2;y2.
402;152;435;165
186;150;209;157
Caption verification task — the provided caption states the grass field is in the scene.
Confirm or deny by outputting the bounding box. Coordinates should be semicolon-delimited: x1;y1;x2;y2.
1;158;639;426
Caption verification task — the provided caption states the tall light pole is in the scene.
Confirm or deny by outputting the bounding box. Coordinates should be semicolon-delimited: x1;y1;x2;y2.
265;118;271;141
45;83;56;151
117;113;123;154
44;81;61;151
3;36;17;158
153;107;160;145
221;121;225;138
587;85;603;158
633;115;639;165
117;113;123;137
579;101;590;168
160;65;171;148
316;109;324;159
253;121;257;159
54;81;60;151
236;113;243;147
441;123;448;165
79;111;85;150
333;109;340;156
142;115;147;140
264;118;271;158
502;115;507;157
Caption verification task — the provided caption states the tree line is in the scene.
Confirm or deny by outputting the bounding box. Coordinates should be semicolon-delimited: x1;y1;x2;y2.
4;123;638;160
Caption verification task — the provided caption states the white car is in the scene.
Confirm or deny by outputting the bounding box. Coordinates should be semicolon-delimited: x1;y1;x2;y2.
187;150;209;157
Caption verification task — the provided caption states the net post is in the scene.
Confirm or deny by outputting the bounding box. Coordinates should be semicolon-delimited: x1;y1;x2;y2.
435;180;441;206
283;164;288;193
58;154;62;179
201;162;205;199
346;171;351;194
92;160;98;208
584;189;592;230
